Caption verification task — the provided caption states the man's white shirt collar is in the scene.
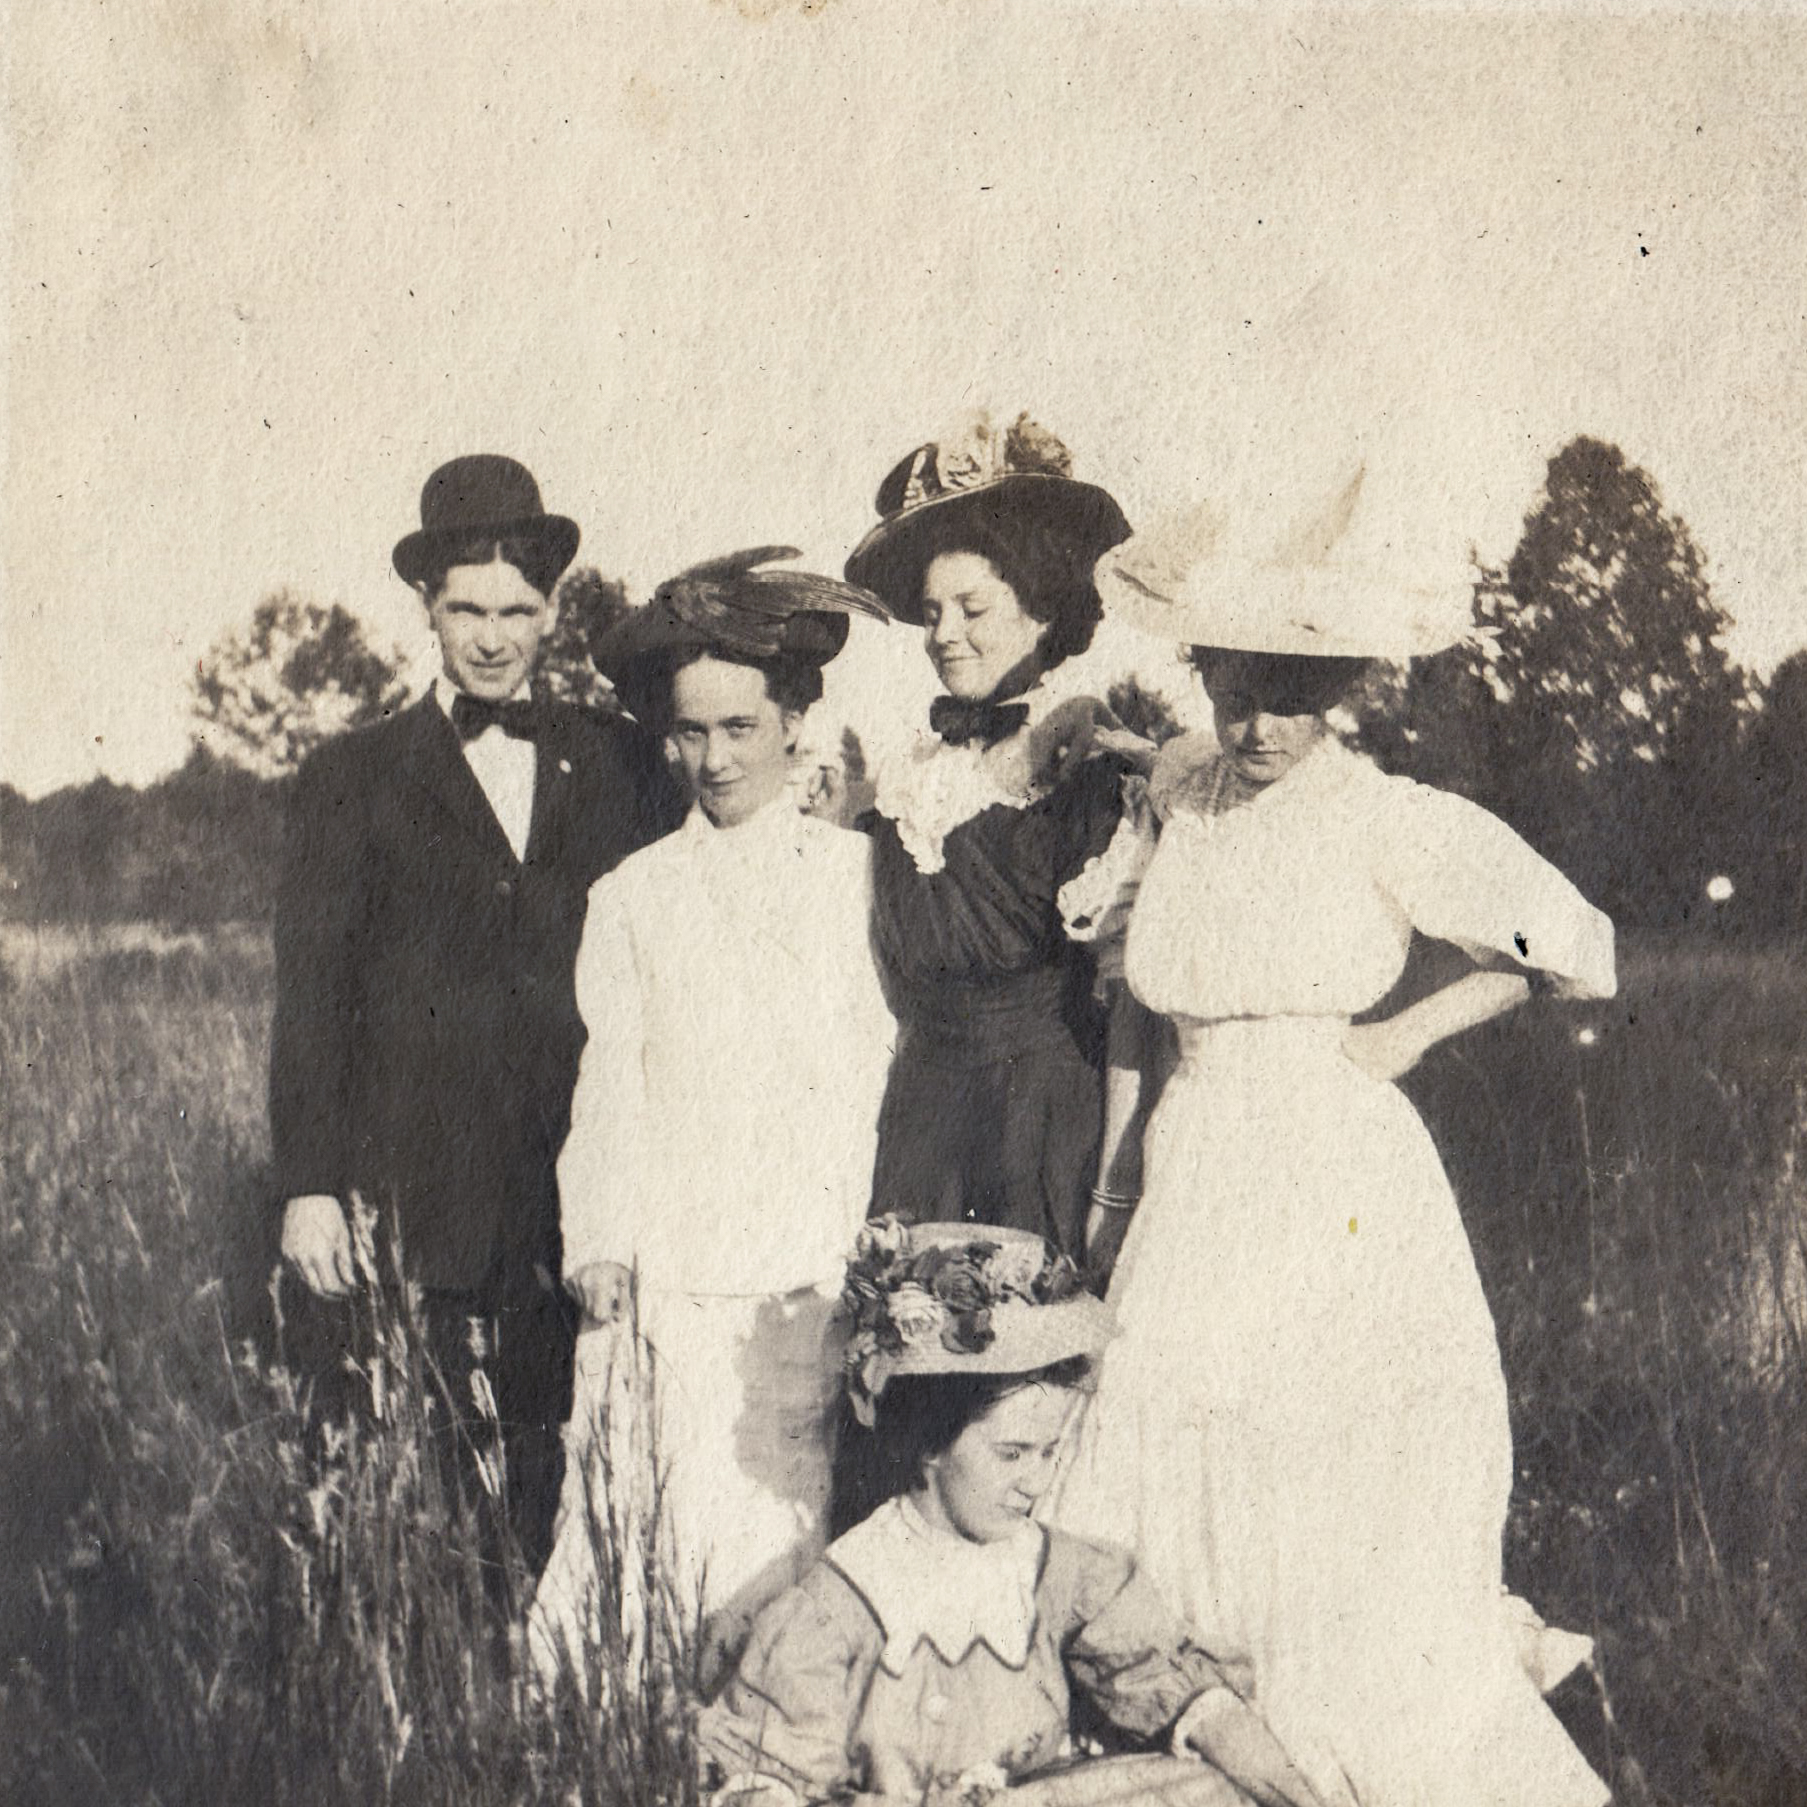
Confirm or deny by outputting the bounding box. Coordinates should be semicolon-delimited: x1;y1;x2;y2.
434;676;536;860
432;674;533;718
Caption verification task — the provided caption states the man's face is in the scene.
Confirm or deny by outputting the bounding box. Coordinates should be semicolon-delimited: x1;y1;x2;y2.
428;557;555;701
668;656;796;828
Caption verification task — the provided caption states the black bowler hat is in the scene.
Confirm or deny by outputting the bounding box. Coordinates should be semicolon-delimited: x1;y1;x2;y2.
392;454;580;594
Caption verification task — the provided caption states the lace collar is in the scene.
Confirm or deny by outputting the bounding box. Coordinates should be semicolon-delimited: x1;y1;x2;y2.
826;1496;1046;1676
868;684;1065;874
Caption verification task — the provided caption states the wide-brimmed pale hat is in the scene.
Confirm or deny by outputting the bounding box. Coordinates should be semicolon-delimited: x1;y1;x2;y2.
845;412;1130;626
1095;463;1478;661
842;1218;1117;1423
392;453;580;594
591;547;887;717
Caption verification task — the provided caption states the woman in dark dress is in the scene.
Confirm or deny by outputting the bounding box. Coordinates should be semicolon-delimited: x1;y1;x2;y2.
843;413;1137;1264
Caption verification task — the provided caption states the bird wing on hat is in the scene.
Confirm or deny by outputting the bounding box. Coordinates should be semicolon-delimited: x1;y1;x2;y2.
654;547;889;657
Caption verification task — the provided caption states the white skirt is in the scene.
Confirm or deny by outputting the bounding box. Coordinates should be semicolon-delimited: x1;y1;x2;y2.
531;1283;843;1687
1059;1017;1607;1807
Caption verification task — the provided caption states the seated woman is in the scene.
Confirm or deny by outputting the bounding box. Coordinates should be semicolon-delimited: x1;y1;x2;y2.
700;1220;1323;1807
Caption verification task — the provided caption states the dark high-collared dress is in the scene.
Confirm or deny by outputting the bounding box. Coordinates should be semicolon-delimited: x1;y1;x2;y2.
269;692;684;1573
864;721;1129;1262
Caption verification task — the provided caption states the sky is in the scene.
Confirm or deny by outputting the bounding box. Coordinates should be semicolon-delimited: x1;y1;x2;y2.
3;0;1804;796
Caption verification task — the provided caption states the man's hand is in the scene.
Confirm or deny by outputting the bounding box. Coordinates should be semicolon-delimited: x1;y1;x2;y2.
1177;1688;1327;1807
566;1259;634;1329
281;1194;356;1298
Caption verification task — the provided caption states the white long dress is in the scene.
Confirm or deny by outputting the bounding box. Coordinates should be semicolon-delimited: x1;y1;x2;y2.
1058;739;1615;1807
532;797;894;1680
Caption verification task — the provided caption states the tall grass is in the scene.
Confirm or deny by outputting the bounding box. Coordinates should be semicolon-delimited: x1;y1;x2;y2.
1410;941;1807;1805
0;926;699;1806
2;923;1805;1804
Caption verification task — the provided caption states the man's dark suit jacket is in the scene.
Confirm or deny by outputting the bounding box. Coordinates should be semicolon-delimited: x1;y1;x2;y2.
269;695;685;1294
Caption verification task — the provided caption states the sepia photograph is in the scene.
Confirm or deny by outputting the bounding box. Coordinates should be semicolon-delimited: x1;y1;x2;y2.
3;3;1805;1803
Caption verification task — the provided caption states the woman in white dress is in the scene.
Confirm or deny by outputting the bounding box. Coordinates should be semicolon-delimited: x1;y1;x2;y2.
1059;475;1617;1807
532;551;895;1688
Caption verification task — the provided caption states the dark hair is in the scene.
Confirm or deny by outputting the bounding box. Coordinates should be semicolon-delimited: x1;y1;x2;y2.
418;532;558;602
863;1355;1094;1507
1185;647;1369;717
925;514;1105;673
626;644;823;735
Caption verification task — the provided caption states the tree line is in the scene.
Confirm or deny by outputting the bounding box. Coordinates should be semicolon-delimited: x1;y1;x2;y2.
3;435;1801;938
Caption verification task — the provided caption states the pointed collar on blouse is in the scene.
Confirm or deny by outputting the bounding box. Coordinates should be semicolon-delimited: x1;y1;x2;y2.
826;1496;1047;1676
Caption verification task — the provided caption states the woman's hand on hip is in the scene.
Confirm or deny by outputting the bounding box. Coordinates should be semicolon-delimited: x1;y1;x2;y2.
1339;1017;1423;1085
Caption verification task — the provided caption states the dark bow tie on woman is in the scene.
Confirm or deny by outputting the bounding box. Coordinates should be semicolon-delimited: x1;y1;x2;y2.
928;694;1032;749
451;693;542;743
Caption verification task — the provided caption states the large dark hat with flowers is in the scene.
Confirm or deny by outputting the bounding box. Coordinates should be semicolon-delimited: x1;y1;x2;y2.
844;412;1130;627
590;547;888;717
841;1218;1117;1426
392;454;581;594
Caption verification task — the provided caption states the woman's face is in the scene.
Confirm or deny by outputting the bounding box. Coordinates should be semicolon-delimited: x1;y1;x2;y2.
918;1383;1081;1544
1203;669;1326;790
920;551;1045;701
668;656;798;827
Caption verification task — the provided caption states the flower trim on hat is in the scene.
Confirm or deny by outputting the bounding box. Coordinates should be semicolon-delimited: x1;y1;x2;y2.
900;410;1076;510
843;1216;1084;1419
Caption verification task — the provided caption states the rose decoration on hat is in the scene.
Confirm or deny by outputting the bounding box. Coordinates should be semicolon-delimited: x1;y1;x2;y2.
842;1217;1114;1426
845;411;1129;626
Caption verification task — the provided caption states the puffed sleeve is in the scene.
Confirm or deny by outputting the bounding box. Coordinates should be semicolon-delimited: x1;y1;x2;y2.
1056;1536;1231;1742
1373;776;1618;1000
698;1568;883;1804
1043;751;1137;946
1059;780;1156;951
556;878;648;1276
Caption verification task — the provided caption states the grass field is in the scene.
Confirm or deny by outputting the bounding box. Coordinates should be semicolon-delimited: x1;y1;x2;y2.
2;921;1805;1805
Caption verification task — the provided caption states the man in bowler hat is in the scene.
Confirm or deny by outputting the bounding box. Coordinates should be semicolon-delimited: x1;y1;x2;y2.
270;453;685;1586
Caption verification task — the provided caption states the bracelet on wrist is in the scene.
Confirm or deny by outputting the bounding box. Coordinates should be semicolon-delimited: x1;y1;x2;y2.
1089;1187;1140;1212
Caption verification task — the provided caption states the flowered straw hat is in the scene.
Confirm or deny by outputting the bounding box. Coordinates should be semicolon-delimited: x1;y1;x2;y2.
1093;463;1478;661
844;411;1130;627
842;1217;1118;1426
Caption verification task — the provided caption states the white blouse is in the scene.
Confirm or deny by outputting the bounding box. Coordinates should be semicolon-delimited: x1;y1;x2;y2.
558;798;895;1297
1124;738;1617;1023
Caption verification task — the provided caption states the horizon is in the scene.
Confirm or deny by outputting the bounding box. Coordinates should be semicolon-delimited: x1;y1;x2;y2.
6;3;1803;798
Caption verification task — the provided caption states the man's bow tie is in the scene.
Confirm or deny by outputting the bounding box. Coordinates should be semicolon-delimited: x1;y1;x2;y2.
451;693;540;743
929;695;1031;749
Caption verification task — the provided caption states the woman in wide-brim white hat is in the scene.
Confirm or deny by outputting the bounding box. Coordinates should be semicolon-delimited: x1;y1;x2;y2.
1057;465;1618;1807
700;1219;1325;1807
